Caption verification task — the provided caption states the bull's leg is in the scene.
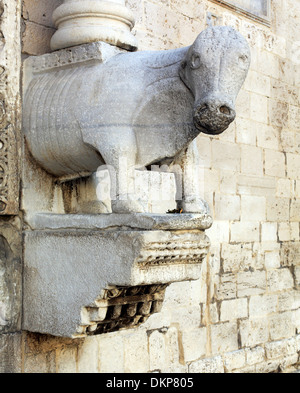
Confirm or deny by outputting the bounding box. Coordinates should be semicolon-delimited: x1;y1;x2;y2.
85;127;147;213
172;140;210;214
108;153;148;213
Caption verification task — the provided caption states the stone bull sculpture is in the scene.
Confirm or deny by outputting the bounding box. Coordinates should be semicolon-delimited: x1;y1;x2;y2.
24;26;250;213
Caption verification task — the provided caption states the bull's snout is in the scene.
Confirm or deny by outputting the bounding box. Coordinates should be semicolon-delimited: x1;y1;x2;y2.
193;99;236;135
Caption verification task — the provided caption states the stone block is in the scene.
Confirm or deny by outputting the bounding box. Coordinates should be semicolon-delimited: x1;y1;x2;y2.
22;0;63;27
206;220;230;244
250;93;269;124
276;178;292;198
211;140;240;172
266;197;290;222
220;298;248;322
241;145;263;176
216;274;237;301
245;346;265;366
123;329;149;373
239;318;269;347
196;136;212;168
181;327;207;362
170;305;201;330
255;50;279;79
235;88;251;119
189;356;224;373
221;243;253;273
269;100;289;128
256;124;279;150
22;20;55;55
235;118;256;145
290;199;300;222
278;222;299;241
269;311;295;341
289;105;300;131
244;70;271;96
249;295;277;318
281;242;300;266
267;268;294;292
264;251;280;269
77;336;99;373
219;169;237;195
278;290;300;312
164;327;181;370
237;174;276;197
265;338;297;360
214;194;240;221
149;330;167;371
57;346;77;373
237;270;266;297
210;322;239;355
264;149;286;178
23;213;211;338
230;221;260;243
223;349;246;372
241;195;266;221
261;222;277;242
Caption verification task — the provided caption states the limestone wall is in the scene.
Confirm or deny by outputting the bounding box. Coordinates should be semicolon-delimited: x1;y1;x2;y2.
1;0;299;373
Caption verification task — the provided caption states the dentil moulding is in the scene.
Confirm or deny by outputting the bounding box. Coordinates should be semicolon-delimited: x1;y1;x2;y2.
50;0;138;51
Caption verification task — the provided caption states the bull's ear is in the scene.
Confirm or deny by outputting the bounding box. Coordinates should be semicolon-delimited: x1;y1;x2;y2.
190;53;201;69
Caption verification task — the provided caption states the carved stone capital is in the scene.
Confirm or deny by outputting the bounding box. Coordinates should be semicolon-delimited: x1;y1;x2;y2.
50;0;138;51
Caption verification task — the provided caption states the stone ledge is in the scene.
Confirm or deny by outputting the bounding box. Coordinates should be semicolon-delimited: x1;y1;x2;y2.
25;212;213;231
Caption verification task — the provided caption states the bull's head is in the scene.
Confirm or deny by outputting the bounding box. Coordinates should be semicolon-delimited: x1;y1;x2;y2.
180;26;250;135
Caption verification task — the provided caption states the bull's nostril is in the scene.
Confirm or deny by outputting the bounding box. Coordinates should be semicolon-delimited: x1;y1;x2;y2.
219;106;231;115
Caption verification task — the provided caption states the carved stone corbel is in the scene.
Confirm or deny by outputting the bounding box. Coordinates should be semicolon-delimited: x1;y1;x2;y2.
23;213;211;338
50;0;138;51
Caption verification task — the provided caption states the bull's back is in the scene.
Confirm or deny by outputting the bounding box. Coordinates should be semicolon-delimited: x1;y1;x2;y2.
24;65;104;177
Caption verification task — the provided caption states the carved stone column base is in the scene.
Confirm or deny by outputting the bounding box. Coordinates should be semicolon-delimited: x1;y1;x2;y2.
23;213;211;338
50;0;138;51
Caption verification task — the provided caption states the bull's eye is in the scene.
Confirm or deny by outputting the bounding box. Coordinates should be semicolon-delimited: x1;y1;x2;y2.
190;54;201;69
238;54;248;66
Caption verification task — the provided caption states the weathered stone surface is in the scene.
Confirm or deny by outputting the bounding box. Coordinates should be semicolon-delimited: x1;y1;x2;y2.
23;213;210;338
0;333;22;373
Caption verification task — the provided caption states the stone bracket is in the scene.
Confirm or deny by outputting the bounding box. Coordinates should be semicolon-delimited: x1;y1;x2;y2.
23;213;211;338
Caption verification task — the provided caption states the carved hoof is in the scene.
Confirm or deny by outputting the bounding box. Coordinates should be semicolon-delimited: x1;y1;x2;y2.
111;195;148;213
180;197;210;214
